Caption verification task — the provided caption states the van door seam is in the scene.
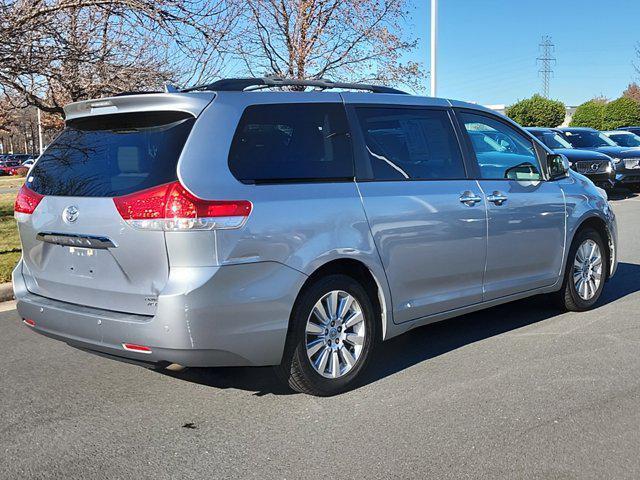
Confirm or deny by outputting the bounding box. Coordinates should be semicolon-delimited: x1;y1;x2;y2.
475;180;489;300
354;181;396;326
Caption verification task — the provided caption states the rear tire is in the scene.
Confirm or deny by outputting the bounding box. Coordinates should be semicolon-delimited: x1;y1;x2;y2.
276;274;377;396
555;227;606;312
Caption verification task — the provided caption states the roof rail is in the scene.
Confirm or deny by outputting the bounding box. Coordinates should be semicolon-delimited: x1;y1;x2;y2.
182;77;407;95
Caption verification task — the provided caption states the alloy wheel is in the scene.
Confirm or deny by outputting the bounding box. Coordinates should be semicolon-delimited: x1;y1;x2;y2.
305;290;366;379
573;239;603;301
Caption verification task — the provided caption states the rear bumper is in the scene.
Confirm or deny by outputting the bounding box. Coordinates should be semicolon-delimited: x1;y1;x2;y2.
13;260;307;368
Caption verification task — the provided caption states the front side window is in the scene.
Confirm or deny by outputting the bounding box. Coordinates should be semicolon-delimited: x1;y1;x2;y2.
354;107;465;180
460;112;542;181
228;103;353;183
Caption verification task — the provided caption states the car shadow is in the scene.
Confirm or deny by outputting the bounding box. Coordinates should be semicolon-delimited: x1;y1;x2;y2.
159;262;640;396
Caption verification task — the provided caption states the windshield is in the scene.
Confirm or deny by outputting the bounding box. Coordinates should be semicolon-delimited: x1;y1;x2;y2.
535;131;573;149
564;131;617;148
608;132;640;147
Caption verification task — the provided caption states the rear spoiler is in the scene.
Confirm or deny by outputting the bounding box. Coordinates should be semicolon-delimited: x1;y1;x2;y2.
63;92;215;122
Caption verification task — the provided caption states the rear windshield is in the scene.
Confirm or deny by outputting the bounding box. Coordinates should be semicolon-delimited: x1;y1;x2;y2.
27;111;195;197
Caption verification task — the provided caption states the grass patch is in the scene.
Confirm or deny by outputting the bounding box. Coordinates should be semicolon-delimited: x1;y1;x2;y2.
0;192;20;283
0;176;25;186
0;251;20;283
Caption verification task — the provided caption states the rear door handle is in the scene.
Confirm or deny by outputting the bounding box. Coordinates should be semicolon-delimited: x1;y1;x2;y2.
459;191;482;206
487;192;508;206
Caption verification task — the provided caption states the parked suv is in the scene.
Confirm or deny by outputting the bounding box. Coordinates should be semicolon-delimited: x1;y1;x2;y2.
616;126;640;136
559;127;640;187
602;130;640;148
13;78;618;396
526;127;615;189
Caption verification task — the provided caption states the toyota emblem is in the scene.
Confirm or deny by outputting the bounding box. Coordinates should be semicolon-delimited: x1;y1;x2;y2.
63;205;79;224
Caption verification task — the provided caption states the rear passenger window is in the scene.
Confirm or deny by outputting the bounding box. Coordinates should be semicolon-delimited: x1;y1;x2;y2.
228;103;353;183
354;107;465;180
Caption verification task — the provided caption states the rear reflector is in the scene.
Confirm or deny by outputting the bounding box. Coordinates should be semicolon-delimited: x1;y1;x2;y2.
122;343;152;354
113;181;251;231
14;185;44;215
23;318;36;327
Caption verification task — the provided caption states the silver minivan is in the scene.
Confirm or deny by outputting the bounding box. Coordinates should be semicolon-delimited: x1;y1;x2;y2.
13;78;617;396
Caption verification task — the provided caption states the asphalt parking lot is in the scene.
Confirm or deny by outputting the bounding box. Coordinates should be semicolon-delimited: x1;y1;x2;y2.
1;194;640;480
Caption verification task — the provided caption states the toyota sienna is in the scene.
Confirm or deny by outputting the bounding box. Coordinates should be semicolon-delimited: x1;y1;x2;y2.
13;78;618;396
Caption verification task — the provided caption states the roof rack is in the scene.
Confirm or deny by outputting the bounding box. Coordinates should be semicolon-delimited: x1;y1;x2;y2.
182;77;407;95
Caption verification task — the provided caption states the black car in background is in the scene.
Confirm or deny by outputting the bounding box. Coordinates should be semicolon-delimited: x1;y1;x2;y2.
526;127;615;189
558;127;640;187
603;130;640;148
616;126;640;136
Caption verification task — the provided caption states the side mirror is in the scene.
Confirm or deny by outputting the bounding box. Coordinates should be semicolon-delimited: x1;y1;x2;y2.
547;153;570;180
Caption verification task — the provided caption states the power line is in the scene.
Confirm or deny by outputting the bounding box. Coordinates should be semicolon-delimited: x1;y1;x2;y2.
537;35;556;98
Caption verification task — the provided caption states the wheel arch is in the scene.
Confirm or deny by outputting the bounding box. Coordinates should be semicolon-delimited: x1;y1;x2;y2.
569;215;613;281
294;258;390;341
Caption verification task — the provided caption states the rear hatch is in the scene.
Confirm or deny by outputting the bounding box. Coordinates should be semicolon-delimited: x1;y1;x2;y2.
15;94;212;315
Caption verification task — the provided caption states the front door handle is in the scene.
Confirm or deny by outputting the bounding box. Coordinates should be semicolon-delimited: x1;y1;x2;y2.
487;192;508;206
459;191;482;206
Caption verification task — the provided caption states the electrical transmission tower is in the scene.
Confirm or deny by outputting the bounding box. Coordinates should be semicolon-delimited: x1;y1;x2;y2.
537;35;556;98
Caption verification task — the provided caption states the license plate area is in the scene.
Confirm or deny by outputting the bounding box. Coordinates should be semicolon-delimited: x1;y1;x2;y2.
67;247;98;278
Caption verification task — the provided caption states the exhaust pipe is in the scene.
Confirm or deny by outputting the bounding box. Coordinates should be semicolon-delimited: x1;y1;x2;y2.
165;363;187;372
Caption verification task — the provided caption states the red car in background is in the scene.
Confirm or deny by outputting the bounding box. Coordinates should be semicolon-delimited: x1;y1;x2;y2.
0;154;35;175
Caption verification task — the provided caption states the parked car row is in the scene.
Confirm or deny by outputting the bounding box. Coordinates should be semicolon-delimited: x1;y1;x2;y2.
526;126;640;189
0;153;36;176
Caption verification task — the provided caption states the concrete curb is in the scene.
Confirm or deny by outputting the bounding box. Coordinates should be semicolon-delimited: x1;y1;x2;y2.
0;282;14;302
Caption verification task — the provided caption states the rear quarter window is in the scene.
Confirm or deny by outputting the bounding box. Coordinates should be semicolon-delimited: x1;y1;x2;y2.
228;103;354;183
27;111;195;197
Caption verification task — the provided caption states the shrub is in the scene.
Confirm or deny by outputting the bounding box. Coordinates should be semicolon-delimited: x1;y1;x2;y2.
570;99;606;129
505;94;566;127
602;97;640;130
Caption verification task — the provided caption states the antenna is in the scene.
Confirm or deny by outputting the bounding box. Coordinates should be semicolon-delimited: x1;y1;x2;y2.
537;35;556;98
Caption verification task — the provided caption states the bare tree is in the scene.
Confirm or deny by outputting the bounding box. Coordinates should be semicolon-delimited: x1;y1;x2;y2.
623;82;640;103
235;0;424;90
0;0;241;114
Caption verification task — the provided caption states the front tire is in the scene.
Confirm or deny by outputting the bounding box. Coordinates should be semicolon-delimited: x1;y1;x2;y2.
276;274;377;396
555;227;606;311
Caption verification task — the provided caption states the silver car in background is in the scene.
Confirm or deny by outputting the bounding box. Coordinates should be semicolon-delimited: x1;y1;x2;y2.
13;78;617;396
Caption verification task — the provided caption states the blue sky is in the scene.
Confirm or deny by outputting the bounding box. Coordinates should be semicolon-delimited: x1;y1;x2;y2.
406;0;639;105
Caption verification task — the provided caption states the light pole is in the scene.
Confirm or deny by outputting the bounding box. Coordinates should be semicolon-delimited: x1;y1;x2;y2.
430;0;438;97
37;107;43;154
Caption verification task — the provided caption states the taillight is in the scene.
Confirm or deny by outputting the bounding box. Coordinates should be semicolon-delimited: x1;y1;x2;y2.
113;181;252;231
122;343;152;354
14;184;44;215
